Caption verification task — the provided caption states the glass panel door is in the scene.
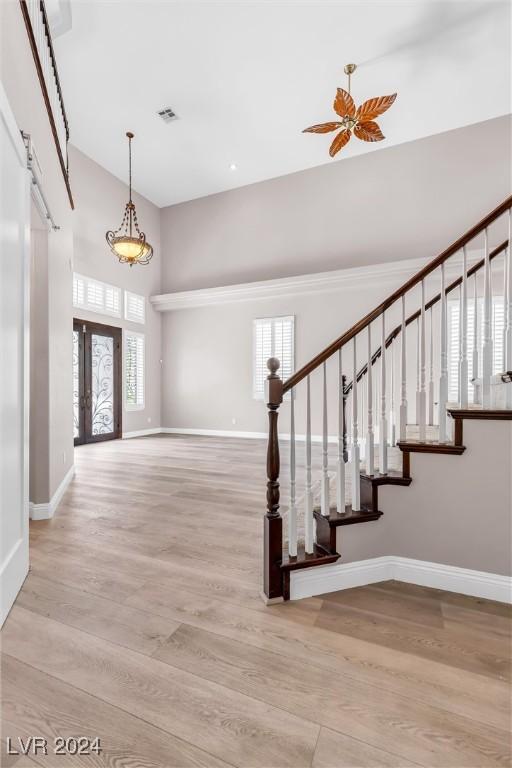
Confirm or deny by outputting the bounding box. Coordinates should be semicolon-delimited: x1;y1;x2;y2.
73;320;121;445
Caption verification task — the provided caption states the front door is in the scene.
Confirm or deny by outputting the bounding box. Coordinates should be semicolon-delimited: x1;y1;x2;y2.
73;320;122;445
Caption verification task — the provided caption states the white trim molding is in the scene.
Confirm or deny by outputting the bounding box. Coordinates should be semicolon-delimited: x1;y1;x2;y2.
290;555;512;604
29;464;75;521
150;251;484;312
123;427;163;439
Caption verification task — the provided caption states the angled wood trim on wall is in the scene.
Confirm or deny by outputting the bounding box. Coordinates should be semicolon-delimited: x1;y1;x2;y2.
19;0;74;209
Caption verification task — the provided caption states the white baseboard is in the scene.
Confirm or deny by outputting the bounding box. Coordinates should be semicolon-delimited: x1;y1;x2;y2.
290;555;512;604
123;427;163;439
29;464;75;521
161;427;268;439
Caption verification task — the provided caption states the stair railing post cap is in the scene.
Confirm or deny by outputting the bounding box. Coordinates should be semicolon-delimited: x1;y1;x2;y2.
267;357;281;375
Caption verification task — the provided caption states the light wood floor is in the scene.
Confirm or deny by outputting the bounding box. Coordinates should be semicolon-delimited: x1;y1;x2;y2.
1;434;511;768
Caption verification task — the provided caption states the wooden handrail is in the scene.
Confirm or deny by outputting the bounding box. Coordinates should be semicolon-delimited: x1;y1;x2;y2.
283;196;512;393
345;239;509;393
20;0;74;209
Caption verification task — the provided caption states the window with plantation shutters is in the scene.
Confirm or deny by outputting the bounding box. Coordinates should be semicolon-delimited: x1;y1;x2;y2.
125;290;145;324
73;273;121;318
253;316;294;399
448;297;504;402
125;331;145;410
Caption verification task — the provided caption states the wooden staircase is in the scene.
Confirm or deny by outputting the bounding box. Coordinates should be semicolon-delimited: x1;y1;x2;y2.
262;196;512;602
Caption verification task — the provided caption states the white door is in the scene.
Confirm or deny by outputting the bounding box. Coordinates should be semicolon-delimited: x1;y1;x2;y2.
0;83;30;625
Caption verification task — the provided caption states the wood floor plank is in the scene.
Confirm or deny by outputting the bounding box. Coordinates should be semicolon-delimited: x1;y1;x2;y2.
3;434;511;768
2;607;320;768
312;727;419;768
314;597;510;680
2;655;231;768
152;622;510;767
125;578;511;731
16;573;181;655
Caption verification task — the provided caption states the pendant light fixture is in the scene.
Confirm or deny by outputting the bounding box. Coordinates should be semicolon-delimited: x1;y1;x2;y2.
106;132;153;266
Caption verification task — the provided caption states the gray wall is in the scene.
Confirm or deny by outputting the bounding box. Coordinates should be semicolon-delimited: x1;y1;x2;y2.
336;420;512;577
160;115;511;292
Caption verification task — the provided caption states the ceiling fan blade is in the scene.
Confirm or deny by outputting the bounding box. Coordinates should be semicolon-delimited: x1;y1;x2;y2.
354;121;385;142
356;93;397;122
329;129;351;157
333;88;356;118
303;122;343;134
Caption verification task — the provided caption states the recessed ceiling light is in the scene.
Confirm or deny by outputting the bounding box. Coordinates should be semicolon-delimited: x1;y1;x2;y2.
229;163;237;171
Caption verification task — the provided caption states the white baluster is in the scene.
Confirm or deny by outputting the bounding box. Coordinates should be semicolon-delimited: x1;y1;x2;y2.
352;337;361;511
390;339;396;447
473;272;480;404
380;313;388;474
438;263;449;441
288;390;297;557
459;246;469;407
419;280;427;441
428;307;435;425
321;362;329;516
304;376;314;553
399;295;407;440
366;325;374;475
336;348;346;514
415;317;420;425
506;211;512;408
482;228;493;406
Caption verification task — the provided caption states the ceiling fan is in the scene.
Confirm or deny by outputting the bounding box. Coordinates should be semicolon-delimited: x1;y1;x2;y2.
303;64;397;157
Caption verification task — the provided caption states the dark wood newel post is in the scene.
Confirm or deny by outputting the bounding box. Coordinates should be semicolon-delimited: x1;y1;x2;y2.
263;357;284;602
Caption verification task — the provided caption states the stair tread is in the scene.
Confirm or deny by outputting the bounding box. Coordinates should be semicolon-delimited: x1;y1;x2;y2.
281;544;340;572
397;439;465;455
447;407;512;420
314;505;383;526
360;469;411;486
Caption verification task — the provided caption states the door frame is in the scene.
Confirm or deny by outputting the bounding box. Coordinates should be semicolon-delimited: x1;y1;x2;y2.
74;318;122;444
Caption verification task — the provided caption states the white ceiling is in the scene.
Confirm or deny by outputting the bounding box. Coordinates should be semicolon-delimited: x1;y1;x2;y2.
53;1;511;208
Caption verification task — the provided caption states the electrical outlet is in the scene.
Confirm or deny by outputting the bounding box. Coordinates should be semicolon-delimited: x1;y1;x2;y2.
232;417;237;425
147;416;152;424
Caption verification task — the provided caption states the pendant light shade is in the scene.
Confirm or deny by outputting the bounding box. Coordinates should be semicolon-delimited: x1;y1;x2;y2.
106;132;153;266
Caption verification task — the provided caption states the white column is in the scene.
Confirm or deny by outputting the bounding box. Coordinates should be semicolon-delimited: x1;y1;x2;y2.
390;339;396;446
304;376;314;553
366;325;374;475
288;390;297;557
380;313;388;474
505;211;512;407
459;246;469;407
351;337;361;511
482;228;493;406
336;348;346;514
428;307;435;425
438;263;449;441
419;280;427;441
399;294;407;440
473;272;480;404
321;362;329;516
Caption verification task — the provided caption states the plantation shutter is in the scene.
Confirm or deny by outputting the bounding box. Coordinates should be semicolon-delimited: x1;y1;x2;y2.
125;290;145;324
125;332;145;409
253;316;294;398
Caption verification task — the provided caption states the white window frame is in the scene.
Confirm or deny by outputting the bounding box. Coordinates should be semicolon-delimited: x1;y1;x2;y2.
448;295;505;403
124;330;145;411
253;315;295;400
73;273;121;319
124;290;146;324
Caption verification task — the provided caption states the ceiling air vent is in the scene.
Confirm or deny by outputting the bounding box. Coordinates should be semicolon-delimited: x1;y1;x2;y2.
157;107;178;123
